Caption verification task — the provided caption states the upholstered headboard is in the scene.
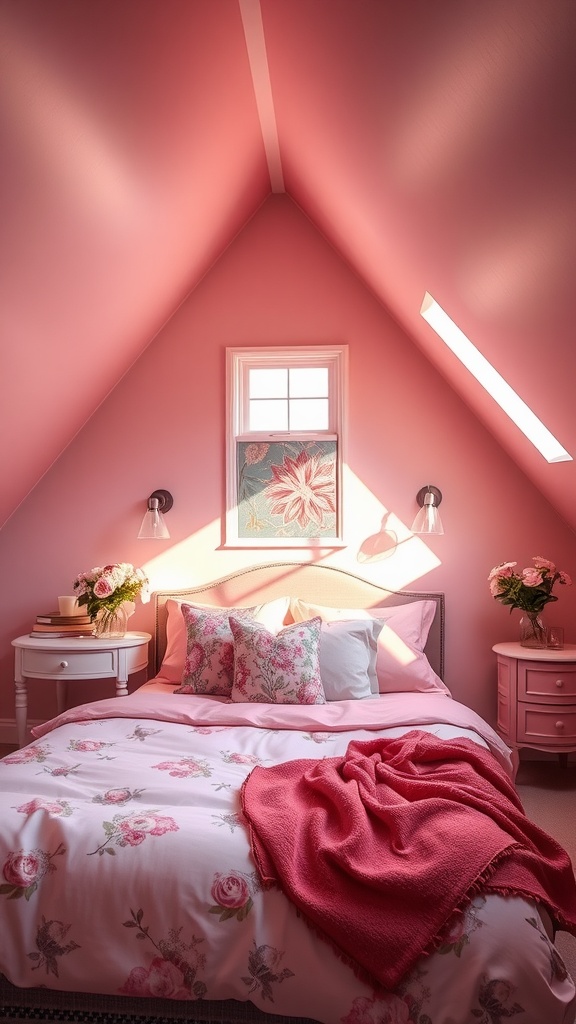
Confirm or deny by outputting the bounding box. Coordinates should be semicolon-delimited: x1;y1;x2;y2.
153;562;444;679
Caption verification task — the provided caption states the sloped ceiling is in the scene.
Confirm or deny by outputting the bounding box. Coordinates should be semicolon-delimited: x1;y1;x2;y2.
1;0;575;531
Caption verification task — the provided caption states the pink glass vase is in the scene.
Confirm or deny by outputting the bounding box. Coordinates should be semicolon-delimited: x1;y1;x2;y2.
519;612;546;649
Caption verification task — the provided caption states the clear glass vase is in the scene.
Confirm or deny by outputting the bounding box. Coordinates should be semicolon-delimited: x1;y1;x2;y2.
519;612;547;649
93;603;129;639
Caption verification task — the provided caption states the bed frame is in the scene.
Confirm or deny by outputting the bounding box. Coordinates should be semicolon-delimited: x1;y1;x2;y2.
153;561;444;680
1;562;444;1024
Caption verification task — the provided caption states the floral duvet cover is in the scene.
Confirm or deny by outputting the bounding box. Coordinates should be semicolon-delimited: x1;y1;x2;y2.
0;689;574;1024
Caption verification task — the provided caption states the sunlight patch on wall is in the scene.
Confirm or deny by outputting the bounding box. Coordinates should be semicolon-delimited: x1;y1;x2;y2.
141;518;224;593
421;293;572;464
140;465;441;595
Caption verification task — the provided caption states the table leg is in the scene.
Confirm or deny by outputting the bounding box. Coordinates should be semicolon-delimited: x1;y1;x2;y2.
15;678;28;748
56;680;67;716
116;648;129;698
559;752;569;769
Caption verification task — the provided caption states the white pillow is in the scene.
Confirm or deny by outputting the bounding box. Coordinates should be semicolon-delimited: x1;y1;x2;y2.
156;597;290;685
319;619;383;700
289;599;449;695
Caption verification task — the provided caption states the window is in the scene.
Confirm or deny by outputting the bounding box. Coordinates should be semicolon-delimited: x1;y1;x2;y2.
420;292;572;463
226;346;347;547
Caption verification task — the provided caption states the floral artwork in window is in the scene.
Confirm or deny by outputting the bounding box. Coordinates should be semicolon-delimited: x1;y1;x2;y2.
236;440;338;542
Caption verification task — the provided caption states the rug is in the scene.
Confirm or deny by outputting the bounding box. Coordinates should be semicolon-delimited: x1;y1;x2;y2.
0;975;320;1024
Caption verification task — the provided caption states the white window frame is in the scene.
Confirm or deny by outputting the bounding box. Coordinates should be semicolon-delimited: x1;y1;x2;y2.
226;345;347;548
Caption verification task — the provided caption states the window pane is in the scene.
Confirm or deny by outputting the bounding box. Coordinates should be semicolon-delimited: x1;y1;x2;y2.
289;398;329;430
249;399;288;431
249;368;287;399
289;367;328;398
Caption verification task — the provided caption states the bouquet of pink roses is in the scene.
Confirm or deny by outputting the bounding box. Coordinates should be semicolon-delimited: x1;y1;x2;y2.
488;556;571;615
73;562;149;619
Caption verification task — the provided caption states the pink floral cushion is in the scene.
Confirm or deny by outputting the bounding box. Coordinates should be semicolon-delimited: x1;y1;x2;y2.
159;597;290;686
229;616;326;705
175;605;258;697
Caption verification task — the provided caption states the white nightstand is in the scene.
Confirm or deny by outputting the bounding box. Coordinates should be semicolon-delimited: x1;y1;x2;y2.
493;642;576;776
12;631;151;747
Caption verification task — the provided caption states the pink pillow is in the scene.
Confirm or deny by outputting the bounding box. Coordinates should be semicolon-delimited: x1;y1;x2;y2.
289;599;449;695
229;616;326;705
158;597;289;686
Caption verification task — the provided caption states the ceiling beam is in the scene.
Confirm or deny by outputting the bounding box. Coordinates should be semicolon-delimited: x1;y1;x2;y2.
239;0;285;193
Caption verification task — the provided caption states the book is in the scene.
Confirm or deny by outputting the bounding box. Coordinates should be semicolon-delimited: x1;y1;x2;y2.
29;629;95;638
36;612;91;625
30;618;93;626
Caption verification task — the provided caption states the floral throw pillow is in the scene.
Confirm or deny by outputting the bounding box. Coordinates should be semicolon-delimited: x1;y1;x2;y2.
175;605;256;697
229;616;326;705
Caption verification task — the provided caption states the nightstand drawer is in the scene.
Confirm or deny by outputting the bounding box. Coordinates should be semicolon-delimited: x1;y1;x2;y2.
519;662;576;702
21;648;116;678
517;704;576;744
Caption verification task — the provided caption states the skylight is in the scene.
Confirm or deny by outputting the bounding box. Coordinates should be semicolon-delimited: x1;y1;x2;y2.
420;293;572;464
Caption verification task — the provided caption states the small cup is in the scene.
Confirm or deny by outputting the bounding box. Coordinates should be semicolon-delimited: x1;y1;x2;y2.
58;595;79;616
547;626;564;650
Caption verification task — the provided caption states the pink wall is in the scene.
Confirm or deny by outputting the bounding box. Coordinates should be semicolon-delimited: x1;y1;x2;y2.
2;194;576;738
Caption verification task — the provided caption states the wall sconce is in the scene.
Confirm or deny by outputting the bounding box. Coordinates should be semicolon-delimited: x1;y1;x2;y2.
137;489;173;539
411;485;444;535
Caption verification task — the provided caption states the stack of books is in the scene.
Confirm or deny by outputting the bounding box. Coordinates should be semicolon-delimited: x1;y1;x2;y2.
30;611;95;639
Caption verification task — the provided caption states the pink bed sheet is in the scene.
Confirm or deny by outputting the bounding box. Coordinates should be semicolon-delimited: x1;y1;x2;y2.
0;690;574;1024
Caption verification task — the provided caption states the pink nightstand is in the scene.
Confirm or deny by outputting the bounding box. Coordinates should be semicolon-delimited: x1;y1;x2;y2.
493;641;576;777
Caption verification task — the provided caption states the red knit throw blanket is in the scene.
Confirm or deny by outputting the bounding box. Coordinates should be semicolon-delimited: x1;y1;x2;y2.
241;730;576;990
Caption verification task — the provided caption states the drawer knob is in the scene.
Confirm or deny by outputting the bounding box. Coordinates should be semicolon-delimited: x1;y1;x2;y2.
555;720;565;731
59;660;69;669
555;679;564;688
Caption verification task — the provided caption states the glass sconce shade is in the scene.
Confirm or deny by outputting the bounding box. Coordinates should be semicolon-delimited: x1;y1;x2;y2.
137;490;173;539
411;486;444;535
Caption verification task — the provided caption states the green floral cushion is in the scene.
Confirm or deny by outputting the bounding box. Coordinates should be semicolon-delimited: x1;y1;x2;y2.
229;616;325;704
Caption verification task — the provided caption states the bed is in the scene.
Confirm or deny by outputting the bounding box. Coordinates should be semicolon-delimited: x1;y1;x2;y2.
1;561;576;1024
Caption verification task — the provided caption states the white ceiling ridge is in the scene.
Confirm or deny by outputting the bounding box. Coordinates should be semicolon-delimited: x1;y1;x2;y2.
239;0;285;193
